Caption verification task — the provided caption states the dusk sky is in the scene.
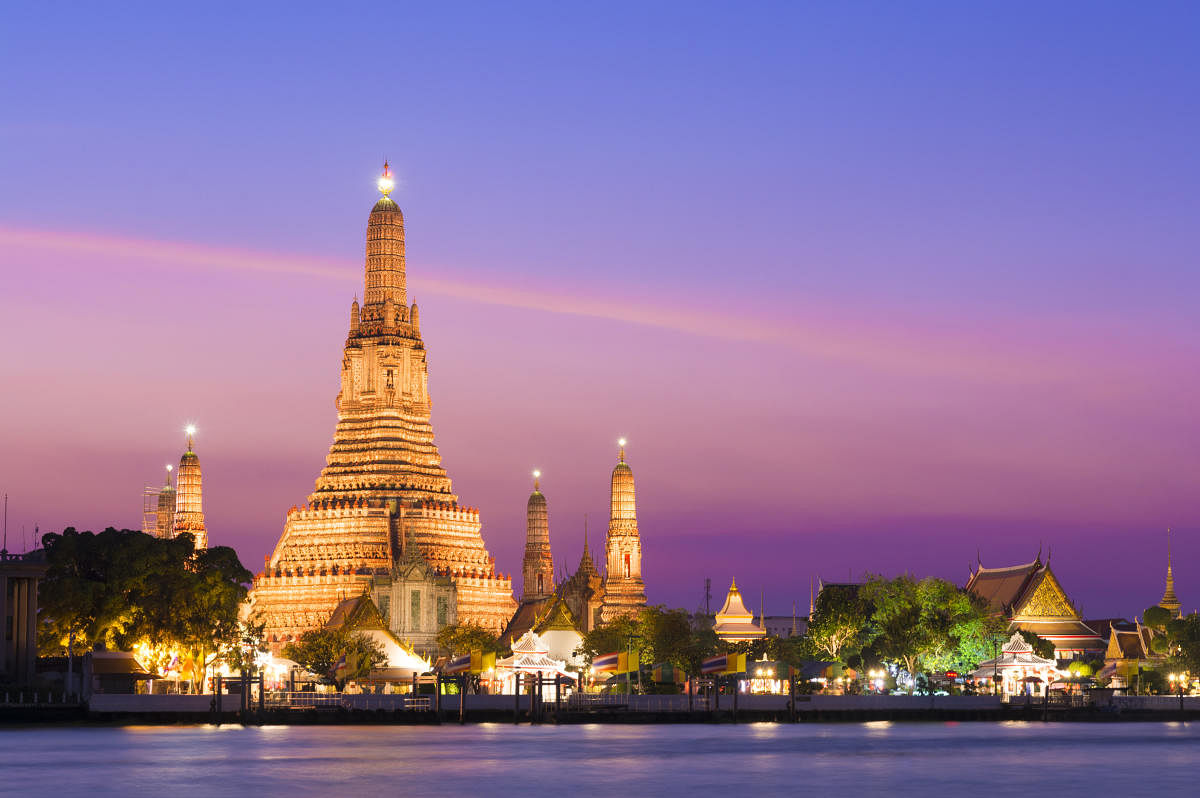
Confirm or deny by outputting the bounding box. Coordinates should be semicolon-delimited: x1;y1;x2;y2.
1;3;1197;618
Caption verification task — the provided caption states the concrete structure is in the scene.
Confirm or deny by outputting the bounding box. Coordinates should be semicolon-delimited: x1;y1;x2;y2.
172;428;208;549
599;442;647;622
251;167;515;650
1;550;48;685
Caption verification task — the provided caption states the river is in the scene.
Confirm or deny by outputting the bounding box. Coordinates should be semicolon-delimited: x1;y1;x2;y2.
2;722;1197;796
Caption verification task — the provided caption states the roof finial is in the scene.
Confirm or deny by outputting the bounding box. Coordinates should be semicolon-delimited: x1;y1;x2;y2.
532;469;541;491
377;160;394;197
185;424;196;452
164;463;173;488
618;437;627;462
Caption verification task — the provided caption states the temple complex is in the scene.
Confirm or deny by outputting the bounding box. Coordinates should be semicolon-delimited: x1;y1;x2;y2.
966;553;1104;658
712;579;767;642
599;441;647;622
156;466;176;539
250;166;515;651
172;427;208;549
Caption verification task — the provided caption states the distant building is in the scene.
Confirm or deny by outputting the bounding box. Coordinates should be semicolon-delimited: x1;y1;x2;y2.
761;614;808;638
1157;531;1182;618
713;579;766;642
966;553;1104;659
172;429;208;549
0;549;48;685
599;442;648;623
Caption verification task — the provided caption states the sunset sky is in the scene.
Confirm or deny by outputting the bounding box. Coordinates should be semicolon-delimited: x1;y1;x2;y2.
1;2;1197;618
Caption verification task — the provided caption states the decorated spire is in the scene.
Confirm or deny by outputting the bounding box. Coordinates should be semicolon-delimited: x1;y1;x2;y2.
364;162;406;310
522;469;553;599
377;160;394;196
173;425;208;549
164;463;174;488
1160;528;1182;617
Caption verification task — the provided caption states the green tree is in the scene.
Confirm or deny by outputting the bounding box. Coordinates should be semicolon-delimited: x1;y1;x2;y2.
1016;630;1057;660
806;583;869;663
38;527;252;692
436;622;501;656
861;575;925;684
283;627;385;686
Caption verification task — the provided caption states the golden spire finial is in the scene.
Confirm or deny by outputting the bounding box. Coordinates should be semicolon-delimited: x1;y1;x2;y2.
532;469;541;491
164;463;173;487
377;160;394;197
618;437;627;462
730;577;738;592
185;424;196;452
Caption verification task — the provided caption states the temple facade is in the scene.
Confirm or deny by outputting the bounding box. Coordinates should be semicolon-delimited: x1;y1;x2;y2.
599;442;647;622
966;554;1104;659
172;428;208;549
250;167;515;651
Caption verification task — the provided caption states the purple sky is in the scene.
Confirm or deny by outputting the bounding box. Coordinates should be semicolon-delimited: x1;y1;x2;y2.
1;3;1198;618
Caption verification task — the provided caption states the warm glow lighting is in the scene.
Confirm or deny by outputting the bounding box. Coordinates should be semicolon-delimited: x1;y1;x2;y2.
618;438;627;447
166;464;173;472
185;424;196;437
378;162;395;196
533;469;541;479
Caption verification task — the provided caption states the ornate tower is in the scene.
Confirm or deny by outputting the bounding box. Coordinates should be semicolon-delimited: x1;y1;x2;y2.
155;464;176;539
600;439;647;622
522;471;554;600
1159;529;1182;618
172;426;208;549
250;166;515;649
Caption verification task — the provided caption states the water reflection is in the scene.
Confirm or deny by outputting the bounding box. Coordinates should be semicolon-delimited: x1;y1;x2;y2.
2;723;1197;797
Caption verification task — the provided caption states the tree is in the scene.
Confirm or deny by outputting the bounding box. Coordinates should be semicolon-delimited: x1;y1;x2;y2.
436;622;501;656
806;583;869;663
861;575;925;685
283;627;385;686
1016;630;1057;660
38;527;252;692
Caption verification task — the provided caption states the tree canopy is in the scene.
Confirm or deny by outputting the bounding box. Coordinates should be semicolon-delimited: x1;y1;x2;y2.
283;627;385;686
38;527;252;690
436;622;502;656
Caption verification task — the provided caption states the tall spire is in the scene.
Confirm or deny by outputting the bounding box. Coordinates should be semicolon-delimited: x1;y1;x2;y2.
1160;528;1182;617
363;162;406;311
522;470;553;600
173;425;208;549
600;438;647;622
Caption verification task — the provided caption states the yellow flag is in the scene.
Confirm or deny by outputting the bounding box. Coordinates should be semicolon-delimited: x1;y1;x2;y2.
481;651;496;672
617;652;629;674
628;651;640;673
470;650;482;674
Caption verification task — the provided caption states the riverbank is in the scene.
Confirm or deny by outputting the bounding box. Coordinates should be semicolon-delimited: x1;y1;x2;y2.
4;693;1200;725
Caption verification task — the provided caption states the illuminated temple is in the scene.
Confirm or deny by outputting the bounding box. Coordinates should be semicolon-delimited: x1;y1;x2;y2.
966;553;1104;658
251;166;515;650
172;428;208;550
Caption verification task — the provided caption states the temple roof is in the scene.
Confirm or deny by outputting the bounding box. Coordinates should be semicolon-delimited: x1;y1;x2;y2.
499;595;553;648
965;560;1042;614
714;579;766;641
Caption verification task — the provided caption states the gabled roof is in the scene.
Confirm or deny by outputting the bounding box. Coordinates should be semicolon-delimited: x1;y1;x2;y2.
325;593;388;631
966;560;1041;614
500;595;554;648
535;595;582;634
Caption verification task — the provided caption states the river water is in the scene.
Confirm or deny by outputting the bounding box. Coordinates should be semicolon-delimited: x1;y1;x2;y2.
2;722;1197;796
